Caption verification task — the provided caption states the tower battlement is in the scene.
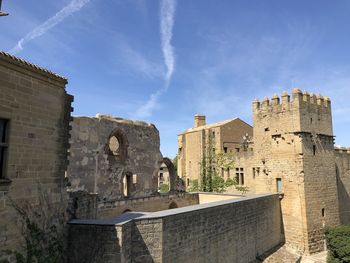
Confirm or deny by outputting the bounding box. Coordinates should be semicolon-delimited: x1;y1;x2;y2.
253;88;331;113
252;88;333;136
335;147;350;154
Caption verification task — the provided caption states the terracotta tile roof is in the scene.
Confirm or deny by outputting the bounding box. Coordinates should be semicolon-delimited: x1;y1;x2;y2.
0;51;67;83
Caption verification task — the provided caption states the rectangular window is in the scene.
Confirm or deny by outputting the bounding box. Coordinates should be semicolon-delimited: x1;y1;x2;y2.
223;147;228;153
0;119;9;179
240;173;244;185
276;178;282;192
235;174;239;184
253;168;256;179
235;148;240;153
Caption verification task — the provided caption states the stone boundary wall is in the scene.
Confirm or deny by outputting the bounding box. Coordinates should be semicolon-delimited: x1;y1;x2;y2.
97;192;199;219
68;193;282;263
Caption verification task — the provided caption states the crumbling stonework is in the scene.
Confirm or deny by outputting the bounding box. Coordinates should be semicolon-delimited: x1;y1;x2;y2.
67;115;163;200
0;52;72;259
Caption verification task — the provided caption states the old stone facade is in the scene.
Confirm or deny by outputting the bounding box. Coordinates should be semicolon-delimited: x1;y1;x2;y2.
251;89;340;254
67;115;163;200
66;115;187;219
178;115;253;187
0;52;73;259
179;88;350;255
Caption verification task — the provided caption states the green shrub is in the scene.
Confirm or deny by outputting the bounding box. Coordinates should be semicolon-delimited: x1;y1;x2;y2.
225;178;235;187
211;176;226;193
159;183;169;193
325;225;350;263
187;179;199;192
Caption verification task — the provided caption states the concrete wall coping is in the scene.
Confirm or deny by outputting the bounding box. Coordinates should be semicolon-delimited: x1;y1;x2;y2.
68;212;149;226
137;193;277;220
69;193;278;226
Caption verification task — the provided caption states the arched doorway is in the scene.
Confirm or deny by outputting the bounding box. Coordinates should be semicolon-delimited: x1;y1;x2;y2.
169;202;178;209
160;157;177;192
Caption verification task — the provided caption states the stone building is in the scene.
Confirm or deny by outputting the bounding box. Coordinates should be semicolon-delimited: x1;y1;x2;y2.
179;88;350;255
178;115;253;187
0;52;73;260
250;89;340;254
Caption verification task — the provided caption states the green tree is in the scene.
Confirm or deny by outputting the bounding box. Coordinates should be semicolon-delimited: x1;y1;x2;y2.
197;129;249;194
187;179;200;192
325;225;350;263
172;155;178;174
159;183;169;193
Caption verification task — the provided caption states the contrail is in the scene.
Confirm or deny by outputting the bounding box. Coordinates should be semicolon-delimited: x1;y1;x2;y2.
134;0;176;118
160;0;176;87
9;0;90;54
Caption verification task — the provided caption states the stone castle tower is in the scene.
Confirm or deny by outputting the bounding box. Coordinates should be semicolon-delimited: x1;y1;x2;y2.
252;88;340;254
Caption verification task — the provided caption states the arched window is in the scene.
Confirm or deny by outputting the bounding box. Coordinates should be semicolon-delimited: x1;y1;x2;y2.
106;129;128;163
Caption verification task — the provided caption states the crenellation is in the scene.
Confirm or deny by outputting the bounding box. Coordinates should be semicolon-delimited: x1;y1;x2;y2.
316;94;324;106
303;91;310;102
271;93;280;105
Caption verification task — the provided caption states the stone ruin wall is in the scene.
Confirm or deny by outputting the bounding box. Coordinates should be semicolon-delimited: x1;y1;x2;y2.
67;115;163;201
0;52;73;260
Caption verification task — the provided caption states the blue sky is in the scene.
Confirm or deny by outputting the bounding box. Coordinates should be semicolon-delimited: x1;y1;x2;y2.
1;0;350;157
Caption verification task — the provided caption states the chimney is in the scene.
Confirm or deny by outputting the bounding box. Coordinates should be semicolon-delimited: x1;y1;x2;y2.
194;114;206;128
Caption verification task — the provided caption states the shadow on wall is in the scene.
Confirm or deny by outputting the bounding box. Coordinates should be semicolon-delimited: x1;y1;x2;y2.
336;165;350;225
68;225;121;263
256;199;286;262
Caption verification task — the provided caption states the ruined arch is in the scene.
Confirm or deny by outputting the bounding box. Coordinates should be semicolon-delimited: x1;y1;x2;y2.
106;129;129;163
122;209;132;214
161;157;177;192
169;202;178;209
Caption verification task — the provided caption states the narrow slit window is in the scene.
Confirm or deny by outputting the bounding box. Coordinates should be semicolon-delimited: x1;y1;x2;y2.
313;145;316;155
276;178;282;192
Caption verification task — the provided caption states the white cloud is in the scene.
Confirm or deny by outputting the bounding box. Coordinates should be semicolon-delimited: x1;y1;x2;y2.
134;90;162;118
118;42;165;79
9;0;90;54
134;0;176;119
160;0;176;87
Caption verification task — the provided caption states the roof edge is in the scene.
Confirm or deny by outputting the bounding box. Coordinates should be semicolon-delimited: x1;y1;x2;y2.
0;51;68;84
